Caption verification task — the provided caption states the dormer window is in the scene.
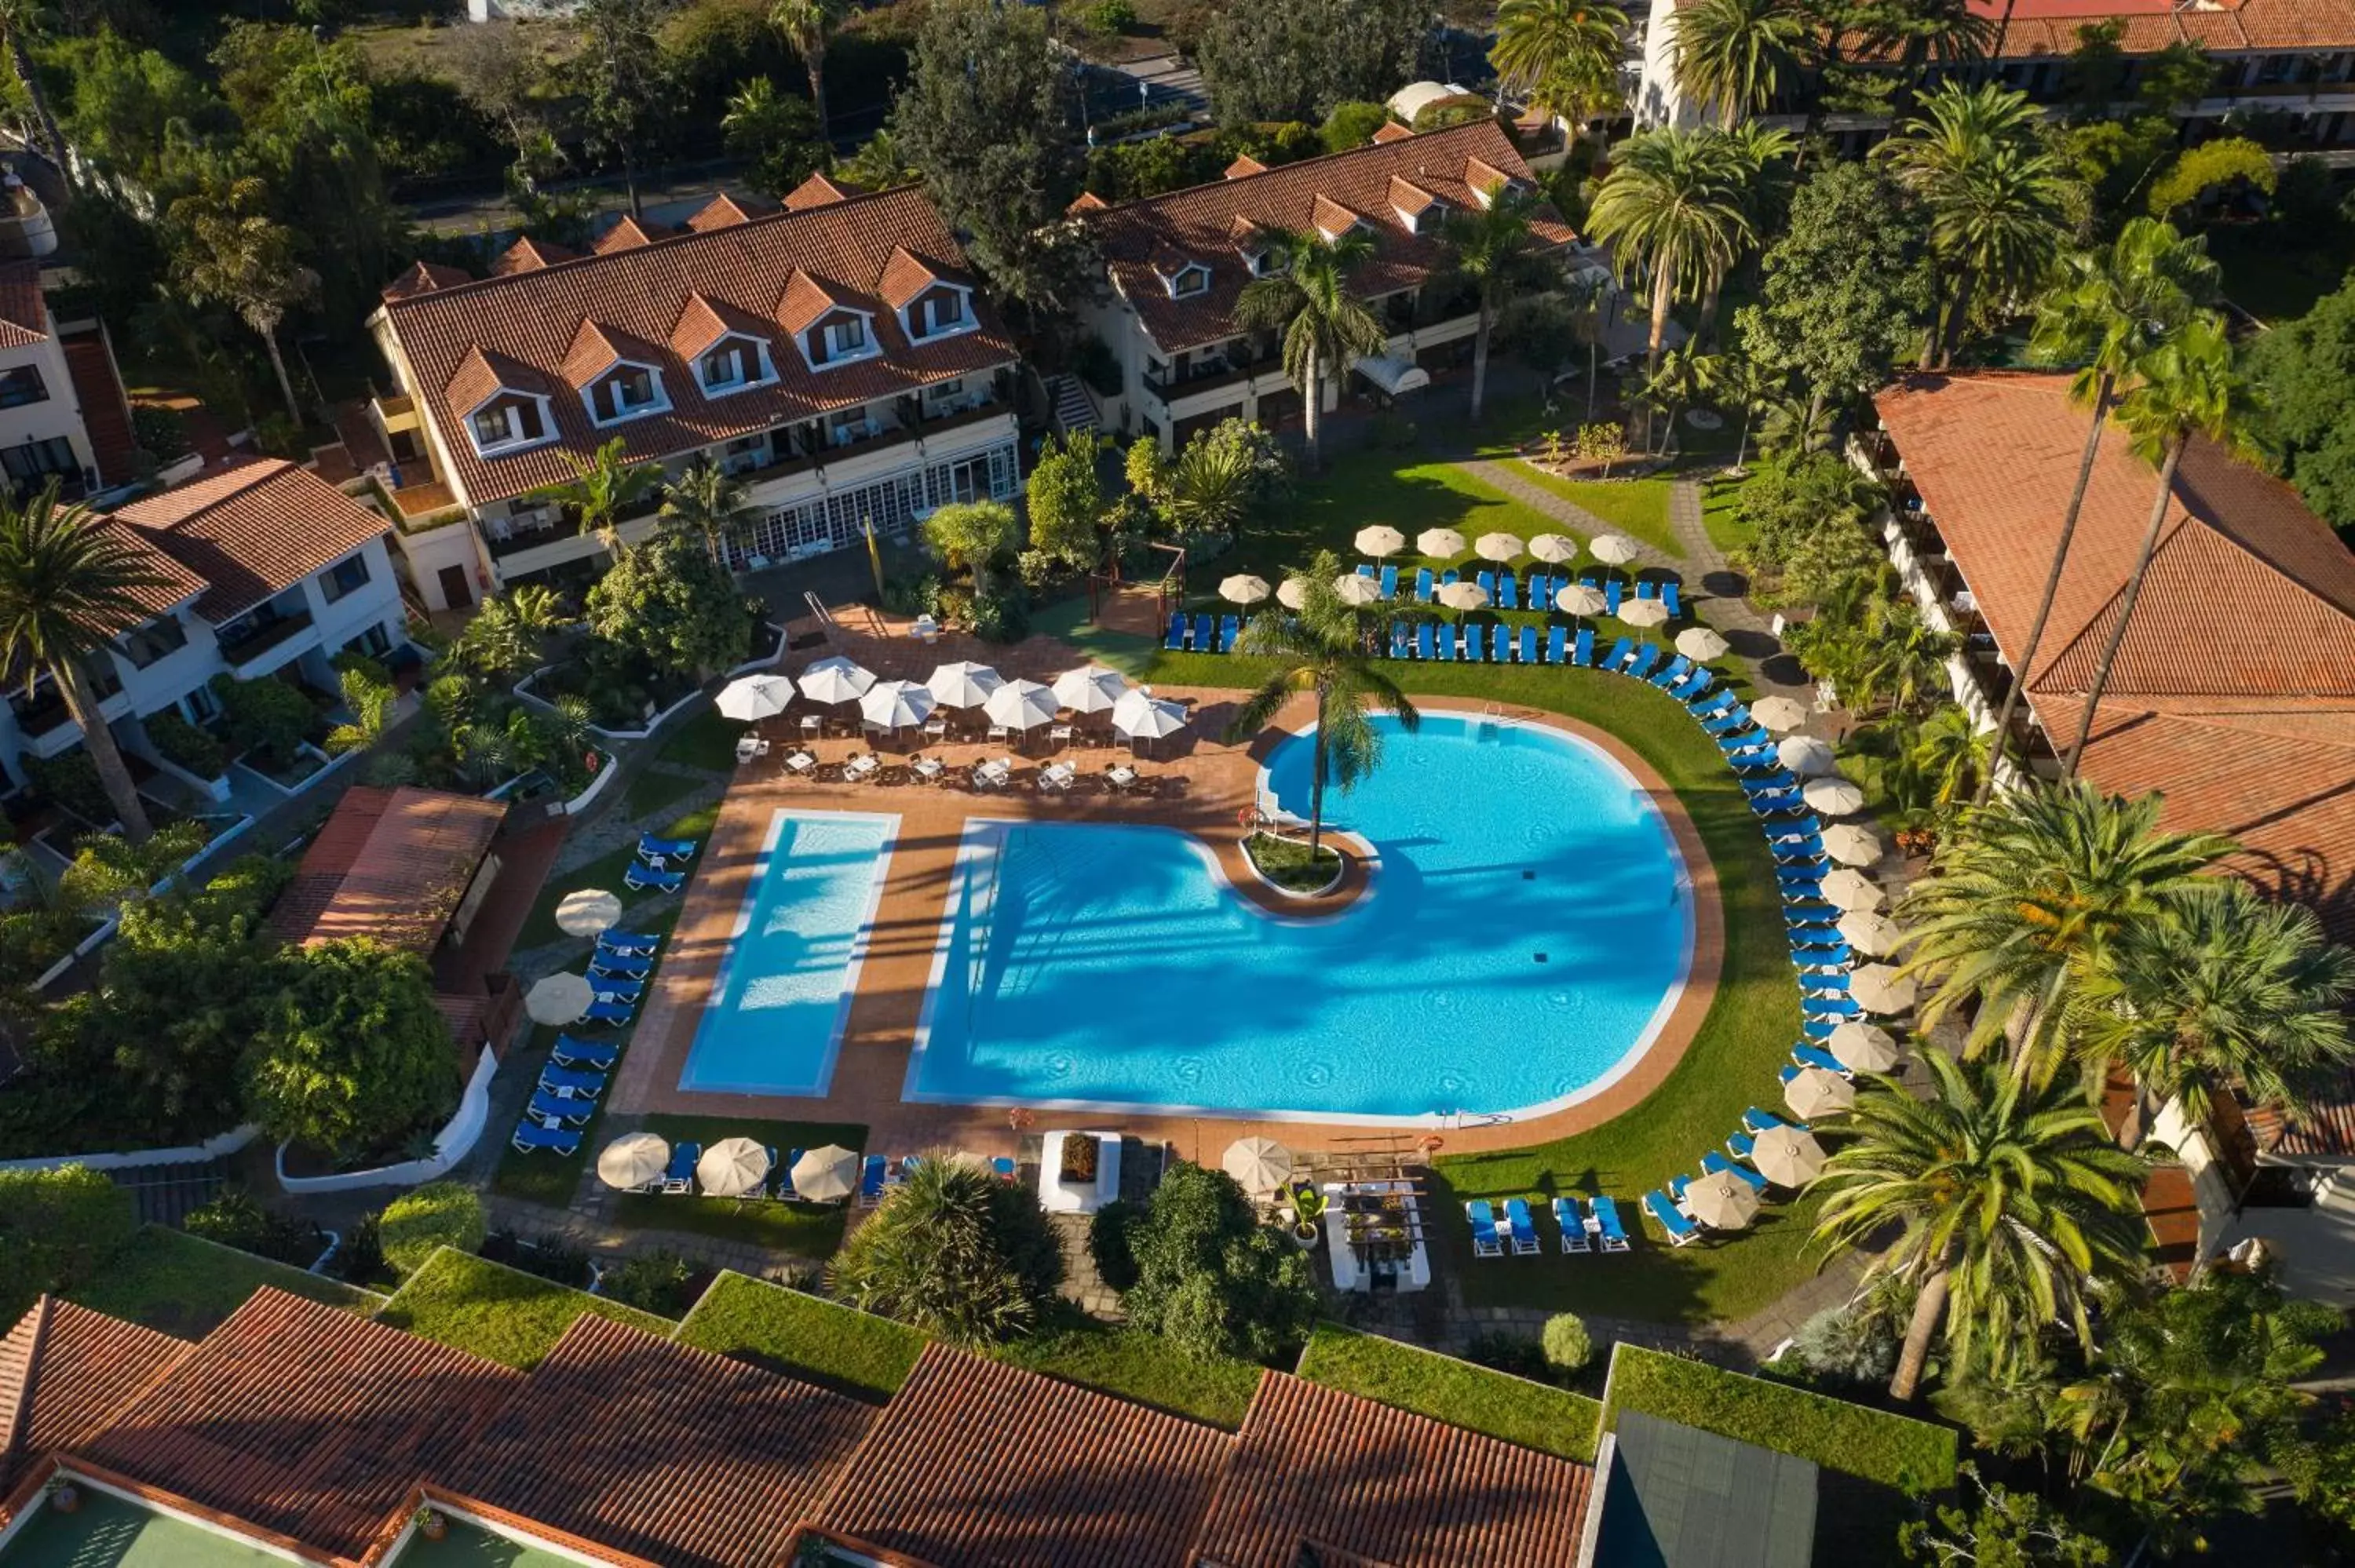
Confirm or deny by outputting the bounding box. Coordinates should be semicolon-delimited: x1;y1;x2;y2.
589;363;666;425
698;337;774;396
1166;264;1210;299
828;317;867;356
913;290;968;338
1400;202;1448;235
469;396;549;455
1238;241;1287;278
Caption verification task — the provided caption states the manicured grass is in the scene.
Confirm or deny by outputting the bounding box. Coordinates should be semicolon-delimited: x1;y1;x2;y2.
1030;593;1160;677
514;803;710;952
1296;1324;1602;1462
675;1270;926;1402
1601;1344;1959;1495
1243;831;1343;892
68;1227;382;1336
1700;469;1762;559
376;1246;674;1369
1217;448;1563;587
652;705;747;775
607;1114;867;1259
1507;466;1680;558
991;1307;1263;1428
1149;650;1806;1327
623;764;711;823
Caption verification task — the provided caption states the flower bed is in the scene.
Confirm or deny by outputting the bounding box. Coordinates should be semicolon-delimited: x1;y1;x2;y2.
1059;1134;1099;1186
1243;832;1345;895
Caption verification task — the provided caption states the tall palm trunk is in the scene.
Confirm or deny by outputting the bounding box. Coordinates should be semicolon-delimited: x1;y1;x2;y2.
1889;1264;1949;1401
260;326;303;426
1641;266;1673;448
1300;355;1324;471
57;658;151;842
805;40;831;144
1470;297;1493;421
2065;433;2184;776
1308;681;1328;858
7;32;68;198
1939;271;1978;370
1973;371;2115;808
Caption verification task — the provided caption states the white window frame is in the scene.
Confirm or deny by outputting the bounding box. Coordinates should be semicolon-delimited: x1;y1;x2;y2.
801;311;881;372
584;359;671;428
903;287;974;342
1166;264;1211;299
466;392;557;458
697;336;778;399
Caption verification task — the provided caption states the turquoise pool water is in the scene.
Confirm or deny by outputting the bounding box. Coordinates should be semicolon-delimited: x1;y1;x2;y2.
680;809;896;1095
907;712;1693;1122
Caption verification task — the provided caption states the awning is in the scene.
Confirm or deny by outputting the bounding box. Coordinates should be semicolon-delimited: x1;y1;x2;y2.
1353;354;1431;396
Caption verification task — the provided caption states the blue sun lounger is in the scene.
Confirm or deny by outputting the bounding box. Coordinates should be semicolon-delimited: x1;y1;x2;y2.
1669;665;1714;701
1793;1044;1853;1077
1415;567;1435;602
1492;623;1512;662
581;999;633;1026
1572;626;1595;666
590;978;644;1005
1702;707;1754;735
625;862;684;895
1497;573;1518;611
1625;644;1662;680
1392;622;1411;658
1808;994;1867;1019
1650;655;1692;689
1552;1195;1592;1253
1703;1150;1769;1192
1636;579;1659;603
639;833;699;863
1462;627;1485;663
600;930;661;957
1504;1197;1542;1254
1645;1189;1700;1244
1599;636;1633;672
1477;570;1495;602
662;1143;701;1194
528;1089;593;1126
1194;613;1218;650
1692;690;1740;720
857;1154;887;1205
774;1147;804;1199
1415;623;1435;659
1434;624;1456;660
1379;563;1399;598
1356;563;1376;579
1665;582;1683;617
1605;578;1626;616
539;1064;606;1098
589;956;650;983
1164;613;1187;651
551;1034;619;1070
1591;1195;1632;1252
1466;1198;1504;1257
1518;625;1538;663
1221;614;1241;650
1729;1129;1758;1160
1529;571;1553;607
1546;625;1567;663
511;1121;581;1156
1743;1107;1798;1135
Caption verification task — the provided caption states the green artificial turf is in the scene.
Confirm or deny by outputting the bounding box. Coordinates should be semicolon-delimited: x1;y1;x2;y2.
1296;1324;1603;1461
606;1114;867;1258
514;804;710;952
376;1247;674;1369
653;706;753;774
68;1227;382;1337
1029;593;1161;677
675;1270;926;1401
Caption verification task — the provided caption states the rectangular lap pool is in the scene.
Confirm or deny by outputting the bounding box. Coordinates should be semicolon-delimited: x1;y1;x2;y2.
679;808;896;1095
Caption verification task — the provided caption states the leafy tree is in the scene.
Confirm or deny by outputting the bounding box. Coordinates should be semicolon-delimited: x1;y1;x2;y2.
1320;100;1393;153
1491;0;1629;133
56;820;209;921
1671;0;1805;127
0;1165;137;1323
1725;450;1875;605
42;27;221;197
584;531;756;680
834;126;915;190
326;665;397;757
438;17;553;161
1021;431;1113;585
0;481;172;841
1197;0;1433;126
379;1181;487;1277
571;0;674;218
721;76;827;201
1809;1050;2149;1402
2147;136;2274;224
2053;116;2178;230
826;1154;1063;1345
1225;550;1418;857
1;0;69;187
1777;1304;1900;1391
1900;1464;2116;1566
922;498;1020;601
769;0;847;140
1850;0;1994;121
2245;275;2355;533
1118;1163;1317;1363
243;939;461;1162
1540;1311;1594;1376
1234;228;1385;469
166;171;317;425
1440;178;1561;421
210;673;318;772
659;458;756;561
547;436;661;555
1143;419;1291;538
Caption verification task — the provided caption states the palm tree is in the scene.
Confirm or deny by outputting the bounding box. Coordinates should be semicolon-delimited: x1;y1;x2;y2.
1879;82;2072;367
166;174;318;426
1440;181;1558;421
1700;350;1776;472
2064;312;2252;775
1894;702;1992;816
659;458;754;561
1900;779;2233;1078
547;436;661;556
0;484;171;842
1633;339;1712;457
1809;1050;2152;1402
0;2;68;196
827;1151;1064;1346
1233;229;1385;471
1671;0;1805;126
1970;220;2218;809
1583;128;1751;442
1856;0;1997;121
770;0;848;144
1491;0;1630;139
324;665;398;757
2072;880;2355;1135
1223;551;1419;859
1847;599;1957;717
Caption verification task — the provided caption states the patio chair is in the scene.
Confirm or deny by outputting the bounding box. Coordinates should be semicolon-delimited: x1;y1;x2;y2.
582;999;634;1026
1605;578;1625;616
1220;614;1240;651
1528;571;1552;607
1702;707;1754;735
1356;563;1377;578
1497;573;1518;611
1702;1150;1768;1194
1465;1198;1505;1258
1793;1043;1854;1078
1415;623;1435;660
1163;614;1187;651
857;1154;887;1205
624;862;684;895
1379;563;1399;598
1518;625;1539;664
1601;636;1634;673
1391;622;1411;659
1649;655;1692;690
1623;644;1662;680
550;1034;619;1070
1645;1189;1701;1245
1668;666;1714;702
1433;624;1457;661
539;1064;606;1099
775;1148;804;1200
1552;1195;1592;1254
1193;613;1217;651
1477;570;1496;601
1747;1106;1809;1134
1664;582;1682;617
510;1121;580;1156
1546;625;1567;664
589;978;644;1005
1415;567;1435;602
1462;626;1486;664
588;957;650;983
1572;627;1595;666
1591;1195;1633;1253
600;931;663;957
527;1089;593;1127
662;1143;702;1194
1491;623;1512;662
1503;1197;1542;1256
638;833;698;862
1728;1130;1758;1161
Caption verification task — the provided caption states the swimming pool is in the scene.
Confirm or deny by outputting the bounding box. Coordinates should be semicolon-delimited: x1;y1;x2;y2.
679;809;896;1095
907;711;1695;1122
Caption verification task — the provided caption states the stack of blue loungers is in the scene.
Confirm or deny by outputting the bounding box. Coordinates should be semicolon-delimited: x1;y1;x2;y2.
508;926;668;1158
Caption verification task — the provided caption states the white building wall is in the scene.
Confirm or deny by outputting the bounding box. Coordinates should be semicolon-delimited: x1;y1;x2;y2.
0;330;99;489
1632;0;1707;129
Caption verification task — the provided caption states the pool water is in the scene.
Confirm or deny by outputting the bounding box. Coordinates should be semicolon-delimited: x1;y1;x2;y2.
907;712;1694;1121
680;809;895;1095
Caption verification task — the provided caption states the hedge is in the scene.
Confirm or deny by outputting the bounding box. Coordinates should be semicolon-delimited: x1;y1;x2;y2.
1295;1324;1603;1463
1600;1344;1958;1494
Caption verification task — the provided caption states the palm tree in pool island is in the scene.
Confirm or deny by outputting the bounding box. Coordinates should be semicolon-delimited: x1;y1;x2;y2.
0;482;173;841
1224;552;1419;859
1233;228;1384;471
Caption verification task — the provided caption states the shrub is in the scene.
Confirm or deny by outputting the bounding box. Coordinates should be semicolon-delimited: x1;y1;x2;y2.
826;1154;1064;1347
131;403;189;461
1121;1163;1317;1365
144;710;227;779
332;1211;388;1287
879;572;940;618
1774;1304;1900;1391
378;1181;486;1278
1411;93;1495;133
0;1164;137;1322
601;1249;705;1317
26;748;114;827
479;1228;590;1287
1462;1329;1552;1384
1542;1312;1595;1377
182;1187;323;1267
243;939;462;1161
1087;1198;1144;1293
210;673;319;771
1080;0;1136;31
969;584;1031;644
1320;100;1392;152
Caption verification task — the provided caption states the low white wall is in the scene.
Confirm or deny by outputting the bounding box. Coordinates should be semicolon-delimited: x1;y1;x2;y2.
273;1045;500;1194
0;1123;260;1172
513;622;787;742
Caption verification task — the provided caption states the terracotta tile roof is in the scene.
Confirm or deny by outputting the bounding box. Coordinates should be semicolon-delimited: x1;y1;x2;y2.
557;319;666;388
811;1344;1231;1566
1188;1371;1594;1566
109;458;391;624
382;186;1019;506
448;1315;873;1567
1372;119;1415;144
491;235;575;275
382;261;472;303
593;216;674;254
68;516;206;622
0;1298;188;1496
1936;0;2351;57
783;171;861;210
0;259;46;349
1068;191;1110;215
1086;122;1576;352
272;785;508;956
444;345;551;413
1225;154;1268;178
75;1288;520;1559
668;290;778;360
59;326;137;488
686;192;776;232
877;246;962;310
2251;1063;2355;1157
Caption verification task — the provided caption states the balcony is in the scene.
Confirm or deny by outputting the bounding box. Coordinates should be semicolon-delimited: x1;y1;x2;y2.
1143;348;1277;404
216;605;317;669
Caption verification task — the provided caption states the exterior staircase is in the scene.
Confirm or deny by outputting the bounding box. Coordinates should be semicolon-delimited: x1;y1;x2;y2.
1046;374;1097;438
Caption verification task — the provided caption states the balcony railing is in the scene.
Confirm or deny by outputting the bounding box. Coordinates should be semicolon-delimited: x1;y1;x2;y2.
217;607;316;667
1143;352;1277;402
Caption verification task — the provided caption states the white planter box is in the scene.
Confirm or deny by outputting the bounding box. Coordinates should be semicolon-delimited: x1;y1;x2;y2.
1037;1131;1121;1215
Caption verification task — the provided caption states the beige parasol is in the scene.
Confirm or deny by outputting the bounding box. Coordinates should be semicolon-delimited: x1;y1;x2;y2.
1473;531;1525;563
1827;1020;1900;1072
1555;583;1607;616
1848;963;1919;1015
1784;1065;1857;1120
597;1132;670;1191
1748;1124;1827;1187
524;972;593;1026
1219;574;1270;605
792;1144;862;1202
1416;527;1467;559
1276;578;1308;610
696;1138;772;1198
1675;626;1729;661
1751;695;1809;734
1619;597;1670;627
1817;867;1886;912
1222;1136;1295;1194
1682;1169;1760;1230
1838;910;1907;957
554;889;622;938
1802;775;1866;815
1530;532;1579;563
1354;525;1407;557
1589;532;1641;565
1332;573;1385;605
1435;581;1490;611
1777;735;1838;778
1822;824;1884;868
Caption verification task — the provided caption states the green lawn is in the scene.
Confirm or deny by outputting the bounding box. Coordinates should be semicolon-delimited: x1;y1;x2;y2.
1506;466;1681;558
991;1306;1263;1428
1030;593;1161;677
1296;1324;1602;1462
623;764;713;823
651;705;747;775
514;802;712;953
67;1227;383;1337
675;1270;926;1401
376;1246;674;1369
1700;468;1762;559
1216;448;1565;588
607;1114;867;1259
1149;651;1808;1327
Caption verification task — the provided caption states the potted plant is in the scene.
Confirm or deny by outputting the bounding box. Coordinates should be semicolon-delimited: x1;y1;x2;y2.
1290;1183;1326;1247
47;1478;79;1515
413;1506;447;1541
1059;1135;1099;1187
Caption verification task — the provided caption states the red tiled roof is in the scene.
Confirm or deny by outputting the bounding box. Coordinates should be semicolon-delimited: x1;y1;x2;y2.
783;171;861;210
1963;0;2354;54
1225;154;1268;178
668;290;778;360
444;345;550;414
811;1344;1231;1567
110;458;391;624
877;246;962;310
1086;122;1575;352
593;216;674;254
0;1298;188;1496
557;319;666;388
59;326;137;488
382;261;472;303
491;235;575;275
75;1288;520;1560
448;1315;874;1567
382;186;1019;506
686;191;776;232
0;259;46;349
1188;1372;1596;1567
272;786;507;956
2252;1063;2355;1158
1372;120;1415;144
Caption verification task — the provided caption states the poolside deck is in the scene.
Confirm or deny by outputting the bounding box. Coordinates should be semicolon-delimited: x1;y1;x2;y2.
608;617;1724;1164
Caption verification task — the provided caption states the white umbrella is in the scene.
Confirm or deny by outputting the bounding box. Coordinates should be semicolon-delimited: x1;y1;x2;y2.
1777;735;1838;778
1751;695;1809;734
1590;532;1641;565
1676;626;1728;661
1849;964;1919;1016
715;673;796;722
860;678;935;730
524;972;592;1026
1785;1065;1857;1121
796;655;874;705
597;1132;670;1191
1619;597;1669;627
984;678;1058;731
1276;578;1308;610
1219;573;1270;606
1222;1136;1294;1194
1473;531;1524;563
1803;775;1866;815
926;660;1002;709
1435;581;1490;611
1838;910;1907;957
1112;689;1187;741
1683;1169;1761;1231
1052;665;1128;715
1355;525;1406;557
792;1144;861;1202
696;1137;771;1198
1332;573;1385;605
1748;1124;1827;1187
1822;824;1884;868
554;888;621;938
1818;867;1886;912
1555;583;1606;616
1531;533;1579;564
1416;527;1466;559
1828;1020;1900;1072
